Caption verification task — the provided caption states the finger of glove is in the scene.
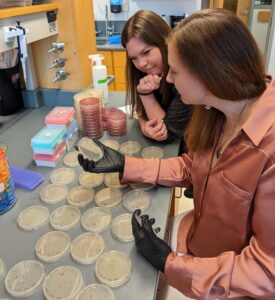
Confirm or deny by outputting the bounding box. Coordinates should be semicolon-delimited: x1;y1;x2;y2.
78;154;84;166
148;218;155;226
142;216;156;235
132;210;144;240
82;158;94;172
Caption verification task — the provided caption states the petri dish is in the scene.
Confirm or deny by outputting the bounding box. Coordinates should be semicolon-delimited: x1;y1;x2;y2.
5;260;44;298
0;258;5;281
63;151;80;167
130;182;155;191
43;265;84;300
50;205;81;231
76;283;115;300
78;137;103;161
141;146;164;159
123;189;151;213
81;207;111;233
119;141;141;156
102;139;120;151
95;250;132;287
40;184;68;204
67;186;94;207
35;231;70;262
104;172;128;189
50;167;76;185
79;171;104;188
111;214;134;242
18;205;49;231
70;232;105;264
95;188;122;209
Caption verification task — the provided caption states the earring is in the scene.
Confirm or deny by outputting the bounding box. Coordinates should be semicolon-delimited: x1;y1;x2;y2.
205;105;212;110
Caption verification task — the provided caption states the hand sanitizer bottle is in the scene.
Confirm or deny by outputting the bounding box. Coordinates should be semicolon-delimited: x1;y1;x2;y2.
89;54;108;104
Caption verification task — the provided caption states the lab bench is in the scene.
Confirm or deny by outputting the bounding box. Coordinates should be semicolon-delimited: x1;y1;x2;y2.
0;91;181;299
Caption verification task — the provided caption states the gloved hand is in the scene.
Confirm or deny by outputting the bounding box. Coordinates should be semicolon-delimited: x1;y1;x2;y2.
132;209;172;273
77;139;125;174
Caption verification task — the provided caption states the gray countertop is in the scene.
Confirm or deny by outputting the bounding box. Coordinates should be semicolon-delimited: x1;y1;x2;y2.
0;92;181;299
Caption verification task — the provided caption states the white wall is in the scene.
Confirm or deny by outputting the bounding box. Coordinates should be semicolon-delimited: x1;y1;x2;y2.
93;0;201;21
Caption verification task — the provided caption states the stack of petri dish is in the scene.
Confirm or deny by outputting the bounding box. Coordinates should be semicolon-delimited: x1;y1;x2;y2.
80;98;103;139
107;109;127;136
101;107;122;131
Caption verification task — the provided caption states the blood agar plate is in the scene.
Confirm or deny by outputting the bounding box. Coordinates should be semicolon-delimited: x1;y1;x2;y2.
18;205;49;231
43;266;84;300
111;214;134;242
76;284;115;300
70;232;105;264
35;231;70;262
119;141;141;156
63;151;79;167
81;207;112;233
78;137;103;161
79;171;104;188
123;190;151;213
49;205;81;231
50;167;76;185
104;172;128;189
102;139;120;150
40;184;68;204
95;188;122;208
0;258;5;281
95;250;132;287
130;182;155;191
141;146;164;159
5;260;44;298
67;186;94;207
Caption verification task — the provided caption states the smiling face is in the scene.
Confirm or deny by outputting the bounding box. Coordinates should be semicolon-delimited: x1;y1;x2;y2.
126;37;163;76
166;41;210;105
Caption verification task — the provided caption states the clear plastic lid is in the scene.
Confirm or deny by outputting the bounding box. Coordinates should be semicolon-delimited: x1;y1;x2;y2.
141;146;164;159
18;205;49;231
0;258;5;281
43;266;84;300
119;141;141;156
102;139;120;151
123;189;151;213
35;231;70;262
78;137;103;161
95;250;132;287
40;184;68;204
67;186;94;207
50;168;76;185
63;151;80;167
111;214;134;242
79;171;104;188
95;188;122;208
50;205;81;231
70;232;105;264
104;172;128;189
129;182;155;191
76;284;115;300
81;207;111;233
5;260;44;298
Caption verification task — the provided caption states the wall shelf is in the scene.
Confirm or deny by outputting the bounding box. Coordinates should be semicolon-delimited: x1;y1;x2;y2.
0;3;59;19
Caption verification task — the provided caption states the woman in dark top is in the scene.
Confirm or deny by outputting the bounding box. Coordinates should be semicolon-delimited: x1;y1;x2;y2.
121;10;192;146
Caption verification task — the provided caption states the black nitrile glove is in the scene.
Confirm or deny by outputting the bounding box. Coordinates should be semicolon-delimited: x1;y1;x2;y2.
132;209;172;273
77;139;125;174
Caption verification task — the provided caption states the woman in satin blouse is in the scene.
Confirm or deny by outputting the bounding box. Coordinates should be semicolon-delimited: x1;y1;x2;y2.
78;8;275;299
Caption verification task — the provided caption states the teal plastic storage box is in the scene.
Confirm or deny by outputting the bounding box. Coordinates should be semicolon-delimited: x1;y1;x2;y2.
31;126;66;155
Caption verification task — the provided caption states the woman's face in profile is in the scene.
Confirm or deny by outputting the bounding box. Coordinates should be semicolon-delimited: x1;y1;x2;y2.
126;37;163;76
167;42;210;105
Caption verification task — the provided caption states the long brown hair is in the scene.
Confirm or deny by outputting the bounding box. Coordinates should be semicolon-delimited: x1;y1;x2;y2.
169;8;266;153
121;10;172;118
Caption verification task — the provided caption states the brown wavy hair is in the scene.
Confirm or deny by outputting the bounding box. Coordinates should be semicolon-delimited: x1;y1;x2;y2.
168;8;266;153
121;10;173;118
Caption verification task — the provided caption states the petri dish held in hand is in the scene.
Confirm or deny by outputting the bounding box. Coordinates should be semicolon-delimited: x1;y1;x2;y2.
78;137;103;161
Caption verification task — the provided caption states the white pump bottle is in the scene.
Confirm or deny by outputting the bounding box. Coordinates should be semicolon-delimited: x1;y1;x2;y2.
89;54;108;104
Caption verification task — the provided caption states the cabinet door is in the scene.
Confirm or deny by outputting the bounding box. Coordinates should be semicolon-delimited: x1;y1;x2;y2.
97;51;113;68
113;51;126;68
